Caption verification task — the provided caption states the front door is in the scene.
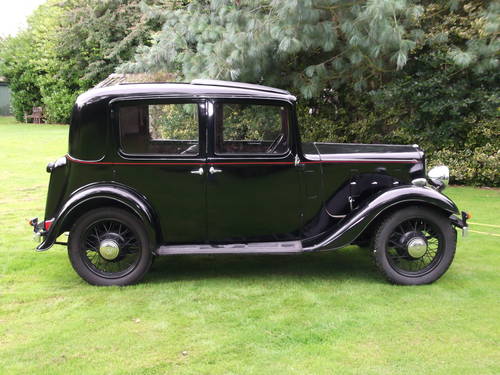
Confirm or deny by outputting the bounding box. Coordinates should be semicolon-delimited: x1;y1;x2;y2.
206;99;301;243
113;99;207;244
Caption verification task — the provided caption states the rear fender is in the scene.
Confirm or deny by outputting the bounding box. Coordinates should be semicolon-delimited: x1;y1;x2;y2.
303;186;459;251
37;183;159;251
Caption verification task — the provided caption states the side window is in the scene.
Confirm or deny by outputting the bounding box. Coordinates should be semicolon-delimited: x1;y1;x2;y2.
119;102;199;155
215;102;289;154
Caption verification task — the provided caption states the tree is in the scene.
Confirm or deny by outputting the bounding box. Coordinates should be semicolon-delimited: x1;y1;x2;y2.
55;0;172;91
120;0;498;98
298;1;499;185
368;1;500;185
119;0;499;185
121;0;423;95
0;1;63;122
0;0;172;123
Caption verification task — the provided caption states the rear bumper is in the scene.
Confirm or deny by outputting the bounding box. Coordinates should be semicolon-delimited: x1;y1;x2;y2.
29;217;45;242
450;211;469;237
29;217;55;251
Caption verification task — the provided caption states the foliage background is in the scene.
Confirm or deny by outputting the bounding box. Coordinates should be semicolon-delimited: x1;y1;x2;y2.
0;0;498;186
0;0;170;124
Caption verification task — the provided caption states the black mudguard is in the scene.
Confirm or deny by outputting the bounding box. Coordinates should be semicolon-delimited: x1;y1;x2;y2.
302;186;459;251
37;183;158;251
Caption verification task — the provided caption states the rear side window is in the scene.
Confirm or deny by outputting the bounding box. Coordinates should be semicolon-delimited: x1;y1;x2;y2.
118;102;199;155
214;102;289;155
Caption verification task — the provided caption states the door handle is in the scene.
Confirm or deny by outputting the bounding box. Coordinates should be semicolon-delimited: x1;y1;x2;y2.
209;166;222;174
190;167;204;175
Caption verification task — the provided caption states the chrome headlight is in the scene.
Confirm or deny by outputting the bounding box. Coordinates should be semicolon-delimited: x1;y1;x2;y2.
428;165;449;188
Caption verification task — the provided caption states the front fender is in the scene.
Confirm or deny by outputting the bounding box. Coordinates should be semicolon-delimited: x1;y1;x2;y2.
37;182;158;251
303;186;459;251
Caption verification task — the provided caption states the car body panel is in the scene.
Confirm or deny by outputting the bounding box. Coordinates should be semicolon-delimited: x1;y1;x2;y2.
38;182;158;251
206;155;302;242
302;185;459;250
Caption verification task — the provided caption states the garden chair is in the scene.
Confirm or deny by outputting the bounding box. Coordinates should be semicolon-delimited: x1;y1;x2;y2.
24;107;44;124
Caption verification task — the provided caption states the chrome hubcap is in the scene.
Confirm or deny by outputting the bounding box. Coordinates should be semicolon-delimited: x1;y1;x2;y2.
407;237;427;258
99;239;120;260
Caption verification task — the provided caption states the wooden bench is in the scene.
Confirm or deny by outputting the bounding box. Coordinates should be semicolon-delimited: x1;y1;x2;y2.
24;107;44;124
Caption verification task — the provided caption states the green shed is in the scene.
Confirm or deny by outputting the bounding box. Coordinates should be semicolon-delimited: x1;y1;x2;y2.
0;77;12;116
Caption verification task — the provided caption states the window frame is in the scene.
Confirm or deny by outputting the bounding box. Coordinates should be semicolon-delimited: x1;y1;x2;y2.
211;98;293;158
113;98;206;159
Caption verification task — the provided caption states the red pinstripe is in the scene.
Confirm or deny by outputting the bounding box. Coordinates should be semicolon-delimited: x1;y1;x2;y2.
66;155;417;166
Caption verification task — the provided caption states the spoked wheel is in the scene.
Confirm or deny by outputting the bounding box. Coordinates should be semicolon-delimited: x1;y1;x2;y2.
68;208;152;286
373;206;456;285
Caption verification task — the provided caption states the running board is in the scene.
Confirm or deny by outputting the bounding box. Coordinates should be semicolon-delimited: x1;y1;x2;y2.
156;241;303;255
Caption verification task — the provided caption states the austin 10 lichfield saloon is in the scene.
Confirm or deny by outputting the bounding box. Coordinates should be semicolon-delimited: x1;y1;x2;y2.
30;80;469;286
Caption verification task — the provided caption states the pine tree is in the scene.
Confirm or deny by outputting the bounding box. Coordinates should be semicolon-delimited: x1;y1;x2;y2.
120;0;499;98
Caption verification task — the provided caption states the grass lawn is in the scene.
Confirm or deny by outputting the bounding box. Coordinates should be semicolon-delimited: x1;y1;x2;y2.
0;116;499;374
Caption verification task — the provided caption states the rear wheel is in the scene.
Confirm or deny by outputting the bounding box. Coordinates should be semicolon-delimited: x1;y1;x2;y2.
68;208;152;286
372;206;456;285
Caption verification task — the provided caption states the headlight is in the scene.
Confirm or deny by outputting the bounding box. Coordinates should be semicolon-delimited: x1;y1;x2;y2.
428;165;449;188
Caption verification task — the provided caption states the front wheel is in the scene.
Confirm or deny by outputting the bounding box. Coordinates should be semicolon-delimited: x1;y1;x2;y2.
68;208;152;286
372;206;456;285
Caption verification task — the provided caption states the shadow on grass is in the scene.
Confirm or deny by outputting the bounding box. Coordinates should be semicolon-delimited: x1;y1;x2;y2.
144;246;381;284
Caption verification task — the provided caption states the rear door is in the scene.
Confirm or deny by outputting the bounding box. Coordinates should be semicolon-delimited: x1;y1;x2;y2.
113;99;207;244
206;99;302;243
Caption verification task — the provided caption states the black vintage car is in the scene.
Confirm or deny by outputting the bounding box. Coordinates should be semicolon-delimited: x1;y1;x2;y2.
30;79;468;286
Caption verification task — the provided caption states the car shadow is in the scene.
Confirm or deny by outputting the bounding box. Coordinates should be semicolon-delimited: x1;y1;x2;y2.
143;246;381;284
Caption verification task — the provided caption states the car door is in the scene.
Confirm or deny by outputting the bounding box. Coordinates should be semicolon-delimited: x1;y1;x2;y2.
112;99;207;244
206;98;302;243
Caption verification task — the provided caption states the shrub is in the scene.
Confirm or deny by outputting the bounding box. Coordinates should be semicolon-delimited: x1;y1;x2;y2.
431;118;500;186
297;89;499;187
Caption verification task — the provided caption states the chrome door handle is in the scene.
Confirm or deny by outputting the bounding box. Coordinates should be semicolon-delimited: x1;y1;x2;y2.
190;167;204;175
209;166;222;174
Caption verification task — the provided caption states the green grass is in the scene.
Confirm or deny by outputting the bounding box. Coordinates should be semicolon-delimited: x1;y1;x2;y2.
0;116;499;374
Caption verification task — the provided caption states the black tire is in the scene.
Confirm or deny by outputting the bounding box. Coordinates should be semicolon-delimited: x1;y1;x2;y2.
372;206;456;285
68;207;153;286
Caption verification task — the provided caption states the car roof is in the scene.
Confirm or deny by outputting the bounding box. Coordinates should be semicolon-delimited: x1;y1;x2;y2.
76;79;296;107
190;79;290;95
